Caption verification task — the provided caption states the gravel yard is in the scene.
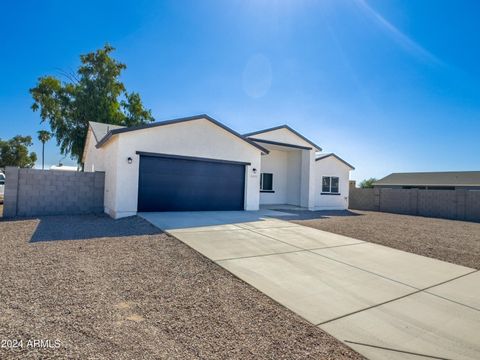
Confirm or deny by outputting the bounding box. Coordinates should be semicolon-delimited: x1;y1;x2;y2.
290;210;480;269
0;214;362;360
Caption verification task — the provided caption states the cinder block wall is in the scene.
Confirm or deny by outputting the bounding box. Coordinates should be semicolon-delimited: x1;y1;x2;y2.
417;190;457;219
466;191;480;222
349;185;480;222
380;189;412;214
348;184;379;211
3;167;104;217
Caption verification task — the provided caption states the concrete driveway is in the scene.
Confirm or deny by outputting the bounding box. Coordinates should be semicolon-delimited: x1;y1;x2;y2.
140;211;480;360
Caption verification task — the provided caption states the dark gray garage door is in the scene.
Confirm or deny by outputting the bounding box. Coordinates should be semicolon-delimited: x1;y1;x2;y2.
137;153;246;212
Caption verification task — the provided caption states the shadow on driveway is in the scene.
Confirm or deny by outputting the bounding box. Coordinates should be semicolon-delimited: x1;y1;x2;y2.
139;210;291;231
139;209;363;232
30;214;162;242
268;209;362;221
28;209;361;242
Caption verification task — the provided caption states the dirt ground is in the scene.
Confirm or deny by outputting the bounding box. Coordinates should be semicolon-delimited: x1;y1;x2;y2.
290;210;480;270
0;214;362;360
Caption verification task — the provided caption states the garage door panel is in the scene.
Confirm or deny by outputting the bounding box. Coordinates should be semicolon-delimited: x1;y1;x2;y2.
138;155;245;212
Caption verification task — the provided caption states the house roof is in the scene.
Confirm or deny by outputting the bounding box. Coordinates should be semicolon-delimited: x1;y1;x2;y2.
94;114;269;154
315;153;355;170
89;121;125;143
249;138;312;150
244;125;322;151
374;171;480;187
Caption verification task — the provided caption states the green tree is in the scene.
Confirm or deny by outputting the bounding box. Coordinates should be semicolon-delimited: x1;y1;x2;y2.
37;130;52;170
30;44;154;163
0;135;37;169
359;177;377;188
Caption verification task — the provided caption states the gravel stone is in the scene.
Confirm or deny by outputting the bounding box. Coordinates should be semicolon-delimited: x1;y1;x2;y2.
0;214;363;359
290;210;480;269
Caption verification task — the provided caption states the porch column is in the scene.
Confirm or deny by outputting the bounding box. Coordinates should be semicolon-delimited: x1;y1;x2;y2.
300;149;315;209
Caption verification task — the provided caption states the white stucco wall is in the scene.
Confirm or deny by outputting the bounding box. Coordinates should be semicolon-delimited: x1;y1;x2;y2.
83;128;106;172
259;150;288;204
103;118;262;218
314;156;352;210
286;151;301;206
300;149;316;209
258;148;315;208
102;138;120;217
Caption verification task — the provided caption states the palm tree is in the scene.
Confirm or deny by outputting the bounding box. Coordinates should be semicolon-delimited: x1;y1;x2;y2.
37;130;52;170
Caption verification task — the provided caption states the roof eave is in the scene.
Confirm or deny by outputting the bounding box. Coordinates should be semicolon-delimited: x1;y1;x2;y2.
315;154;355;170
95;131;115;148
95;114;270;154
249;138;312;150
244;124;322;151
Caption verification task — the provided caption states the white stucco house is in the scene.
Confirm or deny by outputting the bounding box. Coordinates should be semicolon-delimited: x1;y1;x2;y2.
82;114;354;219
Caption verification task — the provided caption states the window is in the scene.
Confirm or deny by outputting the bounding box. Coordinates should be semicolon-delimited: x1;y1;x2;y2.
260;173;273;192
0;175;4;185
322;177;330;192
331;177;339;193
322;176;340;194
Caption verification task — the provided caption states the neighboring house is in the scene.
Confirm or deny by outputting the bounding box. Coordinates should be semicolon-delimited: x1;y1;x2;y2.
50;165;78;171
374;171;480;190
82;115;354;219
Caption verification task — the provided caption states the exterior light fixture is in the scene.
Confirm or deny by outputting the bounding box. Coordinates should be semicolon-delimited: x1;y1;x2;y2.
252;168;257;174
127;157;133;164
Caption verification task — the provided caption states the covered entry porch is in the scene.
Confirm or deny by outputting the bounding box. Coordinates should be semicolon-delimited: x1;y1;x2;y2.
253;140;315;209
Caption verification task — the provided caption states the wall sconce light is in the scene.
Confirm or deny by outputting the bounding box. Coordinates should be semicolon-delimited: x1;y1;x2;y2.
127;157;133;164
252;168;257;174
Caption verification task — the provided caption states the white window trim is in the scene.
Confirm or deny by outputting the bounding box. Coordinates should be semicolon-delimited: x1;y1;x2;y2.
322;176;340;194
260;173;274;192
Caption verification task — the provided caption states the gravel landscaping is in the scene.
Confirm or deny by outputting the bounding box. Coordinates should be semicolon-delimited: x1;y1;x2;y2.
289;210;480;270
0;214;362;359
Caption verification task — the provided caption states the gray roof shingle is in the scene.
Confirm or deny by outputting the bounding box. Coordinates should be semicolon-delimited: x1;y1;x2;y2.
374;171;480;186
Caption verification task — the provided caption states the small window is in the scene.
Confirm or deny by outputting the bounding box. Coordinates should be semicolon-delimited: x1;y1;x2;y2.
322;176;340;194
331;177;339;193
322;177;331;193
260;173;273;191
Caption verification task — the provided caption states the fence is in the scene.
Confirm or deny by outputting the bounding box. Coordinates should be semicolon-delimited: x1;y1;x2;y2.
3;167;104;217
349;185;480;222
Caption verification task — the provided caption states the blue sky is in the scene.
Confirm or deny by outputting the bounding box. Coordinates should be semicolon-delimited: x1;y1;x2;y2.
1;0;479;181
